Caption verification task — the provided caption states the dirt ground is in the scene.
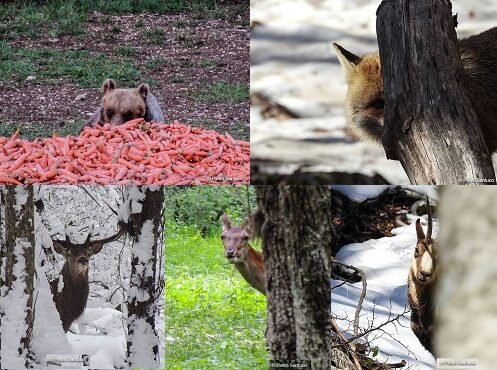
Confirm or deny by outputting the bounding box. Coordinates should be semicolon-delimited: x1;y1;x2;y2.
0;9;249;139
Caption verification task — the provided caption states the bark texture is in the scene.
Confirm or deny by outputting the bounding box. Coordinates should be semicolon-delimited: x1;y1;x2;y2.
256;185;332;369
377;0;495;184
126;186;164;367
436;187;497;366
1;186;35;367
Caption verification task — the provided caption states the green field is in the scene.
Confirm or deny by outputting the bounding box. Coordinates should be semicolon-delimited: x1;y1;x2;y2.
165;223;268;369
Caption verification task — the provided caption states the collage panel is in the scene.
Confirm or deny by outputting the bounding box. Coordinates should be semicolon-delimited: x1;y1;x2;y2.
0;0;249;186
250;0;497;185
0;185;165;368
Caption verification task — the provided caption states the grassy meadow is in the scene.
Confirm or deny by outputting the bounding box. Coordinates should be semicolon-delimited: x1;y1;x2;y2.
165;186;267;369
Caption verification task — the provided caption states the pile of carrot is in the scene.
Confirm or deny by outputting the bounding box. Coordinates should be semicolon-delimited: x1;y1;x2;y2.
0;118;250;185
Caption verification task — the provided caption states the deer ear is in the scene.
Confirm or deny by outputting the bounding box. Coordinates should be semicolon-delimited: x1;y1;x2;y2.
241;216;251;233
88;242;105;256
220;214;231;231
52;240;67;256
415;219;425;241
333;43;361;76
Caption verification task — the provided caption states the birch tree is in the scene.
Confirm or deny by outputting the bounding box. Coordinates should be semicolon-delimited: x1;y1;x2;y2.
122;186;164;368
0;186;36;368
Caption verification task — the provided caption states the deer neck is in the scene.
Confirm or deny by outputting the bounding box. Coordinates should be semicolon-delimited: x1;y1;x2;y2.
235;246;266;295
61;263;89;288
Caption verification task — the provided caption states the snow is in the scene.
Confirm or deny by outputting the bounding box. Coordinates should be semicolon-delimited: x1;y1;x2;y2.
251;0;497;182
1;238;31;368
332;206;439;368
1;186;165;368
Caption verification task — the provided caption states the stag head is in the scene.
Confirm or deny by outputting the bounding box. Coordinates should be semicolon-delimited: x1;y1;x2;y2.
220;214;251;263
52;224;125;279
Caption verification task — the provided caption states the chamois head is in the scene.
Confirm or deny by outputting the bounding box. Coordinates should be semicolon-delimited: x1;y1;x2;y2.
412;199;438;285
220;214;251;264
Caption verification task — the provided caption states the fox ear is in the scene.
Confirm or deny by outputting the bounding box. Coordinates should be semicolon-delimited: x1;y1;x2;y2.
333;43;361;75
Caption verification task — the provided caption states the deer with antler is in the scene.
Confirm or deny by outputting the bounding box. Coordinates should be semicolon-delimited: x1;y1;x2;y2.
408;197;438;354
50;223;125;332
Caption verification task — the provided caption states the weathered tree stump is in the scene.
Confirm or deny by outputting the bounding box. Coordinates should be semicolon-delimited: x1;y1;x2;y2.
376;0;495;184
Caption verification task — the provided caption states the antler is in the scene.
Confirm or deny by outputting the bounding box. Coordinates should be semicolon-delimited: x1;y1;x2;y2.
87;221;126;248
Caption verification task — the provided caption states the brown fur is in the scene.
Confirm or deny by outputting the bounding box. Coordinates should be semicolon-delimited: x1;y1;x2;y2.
334;27;497;152
84;78;164;128
407;215;437;354
220;214;266;295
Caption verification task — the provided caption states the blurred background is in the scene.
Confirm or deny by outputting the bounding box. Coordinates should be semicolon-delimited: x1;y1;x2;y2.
250;0;497;184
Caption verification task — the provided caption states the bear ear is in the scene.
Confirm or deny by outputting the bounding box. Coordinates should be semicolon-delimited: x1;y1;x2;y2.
102;79;116;94
137;83;150;99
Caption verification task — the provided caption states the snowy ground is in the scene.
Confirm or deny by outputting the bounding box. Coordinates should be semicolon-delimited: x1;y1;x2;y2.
331;185;438;369
2;186;165;369
251;0;497;183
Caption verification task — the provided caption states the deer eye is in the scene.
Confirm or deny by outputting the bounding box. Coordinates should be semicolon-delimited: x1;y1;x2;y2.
368;99;384;109
220;235;225;240
414;247;420;257
107;109;114;118
242;235;249;241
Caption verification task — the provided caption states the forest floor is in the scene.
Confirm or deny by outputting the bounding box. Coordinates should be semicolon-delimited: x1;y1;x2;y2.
0;0;249;140
165;224;268;369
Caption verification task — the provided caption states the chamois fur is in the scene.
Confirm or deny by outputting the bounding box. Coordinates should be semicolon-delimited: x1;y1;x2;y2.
407;198;437;354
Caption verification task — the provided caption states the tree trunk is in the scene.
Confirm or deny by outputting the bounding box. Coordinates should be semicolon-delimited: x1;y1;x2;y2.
126;186;164;368
0;186;35;368
256;185;332;369
436;187;497;366
376;0;495;184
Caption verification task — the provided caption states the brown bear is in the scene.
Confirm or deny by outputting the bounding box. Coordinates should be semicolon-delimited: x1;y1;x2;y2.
84;78;165;128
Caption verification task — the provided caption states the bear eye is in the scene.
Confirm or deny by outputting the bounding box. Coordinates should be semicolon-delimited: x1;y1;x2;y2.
107;109;114;118
368;99;384;110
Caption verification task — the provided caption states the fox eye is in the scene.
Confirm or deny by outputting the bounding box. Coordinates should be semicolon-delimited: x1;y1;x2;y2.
369;99;384;109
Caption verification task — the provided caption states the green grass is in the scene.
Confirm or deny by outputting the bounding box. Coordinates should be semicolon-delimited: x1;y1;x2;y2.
0;120;84;140
144;28;166;46
199;59;218;68
145;56;173;71
0;1;87;40
0;47;140;87
176;33;204;49
114;45;136;57
0;0;247;41
166;224;268;369
189;82;249;103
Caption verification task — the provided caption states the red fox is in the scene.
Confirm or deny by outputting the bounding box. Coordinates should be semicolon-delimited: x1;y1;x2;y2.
333;27;497;153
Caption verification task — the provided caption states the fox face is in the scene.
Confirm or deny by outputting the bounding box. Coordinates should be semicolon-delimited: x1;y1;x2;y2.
334;44;385;143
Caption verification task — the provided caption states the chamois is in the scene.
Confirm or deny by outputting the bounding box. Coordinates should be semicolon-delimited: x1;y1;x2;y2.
407;198;437;354
50;225;124;332
220;214;266;295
